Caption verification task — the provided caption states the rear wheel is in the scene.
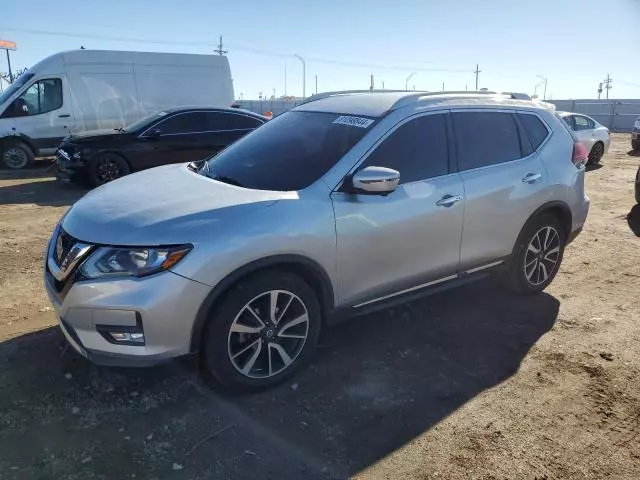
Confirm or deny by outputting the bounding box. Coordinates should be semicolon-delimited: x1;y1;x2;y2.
504;214;566;294
1;141;34;169
588;142;604;165
202;271;321;391
88;153;130;187
633;140;640;152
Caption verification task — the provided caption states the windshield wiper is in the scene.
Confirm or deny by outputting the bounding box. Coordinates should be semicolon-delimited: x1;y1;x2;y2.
212;175;244;188
114;127;125;133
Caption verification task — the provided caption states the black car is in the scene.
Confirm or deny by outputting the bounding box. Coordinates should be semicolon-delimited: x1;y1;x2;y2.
56;107;267;187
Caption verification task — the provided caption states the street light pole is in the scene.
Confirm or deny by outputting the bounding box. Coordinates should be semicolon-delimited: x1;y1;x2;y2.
293;54;306;98
405;72;416;91
536;75;548;100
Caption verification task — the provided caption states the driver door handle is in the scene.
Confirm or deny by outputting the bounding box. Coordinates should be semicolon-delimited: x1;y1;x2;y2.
436;194;463;207
58;114;70;118
522;172;542;184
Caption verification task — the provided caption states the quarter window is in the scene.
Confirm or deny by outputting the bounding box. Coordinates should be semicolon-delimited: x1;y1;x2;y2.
362;114;449;184
519;113;549;150
452;112;523;170
4;78;62;117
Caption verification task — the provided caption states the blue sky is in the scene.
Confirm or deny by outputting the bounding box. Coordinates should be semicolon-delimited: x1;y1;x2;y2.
1;0;639;99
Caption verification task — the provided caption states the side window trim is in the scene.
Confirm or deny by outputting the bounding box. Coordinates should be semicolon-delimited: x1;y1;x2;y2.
339;110;453;190
140;111;263;137
517;110;552;155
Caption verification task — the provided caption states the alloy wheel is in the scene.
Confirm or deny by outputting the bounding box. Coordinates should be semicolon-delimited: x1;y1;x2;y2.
227;290;310;379
96;157;122;183
3;147;28;169
524;226;561;286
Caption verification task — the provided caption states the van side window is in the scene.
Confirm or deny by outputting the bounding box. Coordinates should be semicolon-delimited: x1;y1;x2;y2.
452;111;523;170
519;113;549;150
361;113;449;184
5;79;62;117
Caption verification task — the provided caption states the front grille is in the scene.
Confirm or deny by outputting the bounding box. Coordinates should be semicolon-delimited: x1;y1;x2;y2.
47;228;91;301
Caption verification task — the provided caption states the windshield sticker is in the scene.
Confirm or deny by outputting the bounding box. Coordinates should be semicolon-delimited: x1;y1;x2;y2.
333;116;374;128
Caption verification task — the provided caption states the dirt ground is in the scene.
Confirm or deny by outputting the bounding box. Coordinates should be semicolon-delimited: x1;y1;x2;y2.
0;135;639;480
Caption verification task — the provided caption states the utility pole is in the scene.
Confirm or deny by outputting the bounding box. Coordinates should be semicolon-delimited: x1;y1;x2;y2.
214;36;228;56
405;72;416;91
315;75;318;95
598;82;603;99
474;64;481;90
293;54;306;98
370;74;374;91
442;82;445;91
284;62;287;97
382;80;385;89
603;74;612;99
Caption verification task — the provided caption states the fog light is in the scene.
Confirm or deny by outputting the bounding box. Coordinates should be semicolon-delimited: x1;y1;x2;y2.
109;332;145;344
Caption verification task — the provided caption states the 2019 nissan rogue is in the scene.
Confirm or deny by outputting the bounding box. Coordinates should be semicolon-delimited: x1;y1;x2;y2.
44;91;590;391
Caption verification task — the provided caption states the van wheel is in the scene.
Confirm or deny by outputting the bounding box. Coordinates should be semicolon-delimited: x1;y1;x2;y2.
504;214;566;294
1;141;34;169
88;153;130;187
202;271;321;392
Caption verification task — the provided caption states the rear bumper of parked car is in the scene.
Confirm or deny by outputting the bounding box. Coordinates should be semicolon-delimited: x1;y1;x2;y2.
44;259;210;367
568;194;590;244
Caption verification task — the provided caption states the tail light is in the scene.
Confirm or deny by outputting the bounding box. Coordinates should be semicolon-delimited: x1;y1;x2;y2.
572;141;589;168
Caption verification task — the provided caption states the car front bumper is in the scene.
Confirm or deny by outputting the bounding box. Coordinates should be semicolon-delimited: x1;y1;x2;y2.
45;250;211;367
55;149;87;182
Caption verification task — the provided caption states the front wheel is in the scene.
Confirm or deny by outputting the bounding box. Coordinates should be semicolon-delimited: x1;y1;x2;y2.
1;141;34;169
202;271;321;392
88;153;130;187
504;214;566;294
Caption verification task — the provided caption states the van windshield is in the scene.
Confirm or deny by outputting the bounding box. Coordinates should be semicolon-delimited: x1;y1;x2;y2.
0;72;34;107
202;111;375;191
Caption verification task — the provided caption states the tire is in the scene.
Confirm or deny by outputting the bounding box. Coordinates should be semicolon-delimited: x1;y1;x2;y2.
588;142;604;165
504;213;566;295
635;168;640;204
202;271;321;392
633;140;640;152
1;141;34;169
88;152;130;187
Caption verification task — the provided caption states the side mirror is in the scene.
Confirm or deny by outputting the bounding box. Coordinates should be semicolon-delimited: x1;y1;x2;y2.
146;128;162;138
351;166;400;195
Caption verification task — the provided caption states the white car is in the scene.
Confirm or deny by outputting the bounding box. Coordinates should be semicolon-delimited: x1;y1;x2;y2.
558;112;610;166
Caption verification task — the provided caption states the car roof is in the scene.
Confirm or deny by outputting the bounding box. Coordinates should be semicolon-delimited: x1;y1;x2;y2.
293;90;537;117
163;106;267;119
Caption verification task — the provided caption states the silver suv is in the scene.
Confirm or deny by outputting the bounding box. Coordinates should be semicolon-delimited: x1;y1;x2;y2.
44;91;590;390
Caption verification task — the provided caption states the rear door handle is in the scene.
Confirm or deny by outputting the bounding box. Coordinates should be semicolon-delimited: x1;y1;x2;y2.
58;114;70;118
522;172;542;184
436;194;463;207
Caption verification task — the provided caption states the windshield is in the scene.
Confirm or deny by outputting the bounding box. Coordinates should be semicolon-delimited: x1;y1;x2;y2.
203;111;374;191
123;111;168;132
0;72;34;106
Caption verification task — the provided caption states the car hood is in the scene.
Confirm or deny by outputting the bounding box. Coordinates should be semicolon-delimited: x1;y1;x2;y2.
65;129;127;144
62;164;293;245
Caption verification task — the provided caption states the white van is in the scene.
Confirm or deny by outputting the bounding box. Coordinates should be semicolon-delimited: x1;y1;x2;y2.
0;50;234;169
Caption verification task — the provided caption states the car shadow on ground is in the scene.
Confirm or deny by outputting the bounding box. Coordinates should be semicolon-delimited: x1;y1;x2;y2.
0;174;87;206
586;163;604;172
0;281;559;479
627;204;640;236
627;149;640;158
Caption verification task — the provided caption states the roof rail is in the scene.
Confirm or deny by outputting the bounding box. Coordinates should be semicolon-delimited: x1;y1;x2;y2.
298;89;419;106
298;89;531;108
391;90;531;109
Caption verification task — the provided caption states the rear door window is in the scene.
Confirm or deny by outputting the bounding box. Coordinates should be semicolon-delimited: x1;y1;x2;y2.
519;113;550;151
361;113;449;183
452;111;523;171
574;115;593;131
155;112;208;134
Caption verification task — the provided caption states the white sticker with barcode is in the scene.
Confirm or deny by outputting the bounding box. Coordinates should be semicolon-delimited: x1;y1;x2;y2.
332;115;374;128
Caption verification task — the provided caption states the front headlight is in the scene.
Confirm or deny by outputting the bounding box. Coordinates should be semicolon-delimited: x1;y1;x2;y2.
79;245;192;279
